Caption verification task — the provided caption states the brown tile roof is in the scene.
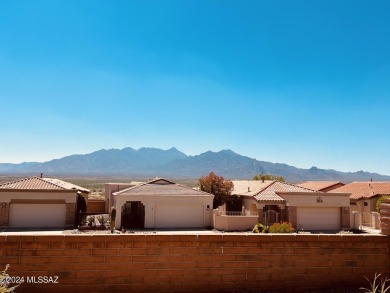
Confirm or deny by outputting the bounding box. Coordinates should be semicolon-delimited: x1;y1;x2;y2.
332;181;390;200
42;178;90;193
231;180;275;197
297;181;343;191
114;178;213;197
232;180;318;203
0;177;66;190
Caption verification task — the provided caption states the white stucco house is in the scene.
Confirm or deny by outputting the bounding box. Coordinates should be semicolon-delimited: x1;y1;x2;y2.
110;178;214;229
0;176;88;228
232;180;351;231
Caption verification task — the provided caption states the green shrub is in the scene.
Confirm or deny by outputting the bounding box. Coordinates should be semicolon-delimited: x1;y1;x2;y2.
269;222;295;233
252;223;269;233
376;196;390;212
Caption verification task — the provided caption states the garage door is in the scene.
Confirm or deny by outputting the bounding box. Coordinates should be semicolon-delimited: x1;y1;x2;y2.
154;205;204;228
9;203;66;228
297;207;340;230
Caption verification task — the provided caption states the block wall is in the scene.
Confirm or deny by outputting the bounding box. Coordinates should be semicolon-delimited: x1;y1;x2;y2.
0;234;389;293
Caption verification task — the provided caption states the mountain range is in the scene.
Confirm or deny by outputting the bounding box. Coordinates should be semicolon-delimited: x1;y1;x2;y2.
1;147;389;182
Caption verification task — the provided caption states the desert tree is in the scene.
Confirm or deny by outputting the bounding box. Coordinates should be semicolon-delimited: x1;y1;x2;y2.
199;172;234;209
253;173;285;182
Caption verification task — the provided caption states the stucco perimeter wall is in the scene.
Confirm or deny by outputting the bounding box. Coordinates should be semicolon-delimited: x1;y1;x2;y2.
0;234;389;293
213;214;258;231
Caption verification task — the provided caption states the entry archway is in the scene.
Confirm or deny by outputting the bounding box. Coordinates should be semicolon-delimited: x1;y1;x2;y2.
121;201;145;229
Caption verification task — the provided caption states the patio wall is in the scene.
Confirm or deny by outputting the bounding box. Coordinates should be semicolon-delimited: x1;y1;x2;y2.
213;213;258;231
0;234;389;293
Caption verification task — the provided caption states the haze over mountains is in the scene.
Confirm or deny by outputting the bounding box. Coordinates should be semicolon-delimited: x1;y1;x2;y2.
1;147;389;182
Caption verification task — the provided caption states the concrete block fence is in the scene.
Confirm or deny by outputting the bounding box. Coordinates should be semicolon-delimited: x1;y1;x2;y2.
0;234;389;293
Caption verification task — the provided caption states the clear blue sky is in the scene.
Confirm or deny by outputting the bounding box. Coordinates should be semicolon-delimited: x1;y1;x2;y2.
1;0;390;175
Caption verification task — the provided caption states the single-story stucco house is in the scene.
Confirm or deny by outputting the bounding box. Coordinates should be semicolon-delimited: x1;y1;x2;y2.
0;176;88;228
232;180;351;231
332;181;390;214
110;178;214;229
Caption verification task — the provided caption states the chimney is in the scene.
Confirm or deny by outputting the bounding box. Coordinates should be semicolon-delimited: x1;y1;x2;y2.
248;187;250;192
40;173;43;178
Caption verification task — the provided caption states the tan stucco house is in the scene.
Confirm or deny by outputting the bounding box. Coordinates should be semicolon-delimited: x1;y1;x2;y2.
111;178;214;229
0;176;86;228
332;181;390;214
233;180;351;231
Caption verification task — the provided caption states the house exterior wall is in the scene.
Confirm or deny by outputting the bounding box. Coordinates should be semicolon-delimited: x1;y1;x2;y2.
115;195;214;229
366;197;379;213
0;190;77;228
350;201;360;213
281;193;350;230
281;193;350;207
0;190;77;203
105;183;135;213
241;192;349;230
241;197;255;212
351;197;379;214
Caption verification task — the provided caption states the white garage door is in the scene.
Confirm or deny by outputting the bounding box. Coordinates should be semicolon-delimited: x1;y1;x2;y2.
9;203;66;228
297;207;340;230
155;205;204;228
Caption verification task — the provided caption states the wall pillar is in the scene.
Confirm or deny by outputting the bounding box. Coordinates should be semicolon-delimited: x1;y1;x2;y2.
256;204;265;224
115;199;124;229
0;202;9;227
341;207;350;229
279;208;287;222
287;206;297;229
65;203;76;226
380;199;390;235
257;209;263;224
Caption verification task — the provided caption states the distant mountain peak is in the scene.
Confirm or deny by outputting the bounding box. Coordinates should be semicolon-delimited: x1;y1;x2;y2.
219;149;238;156
0;146;389;182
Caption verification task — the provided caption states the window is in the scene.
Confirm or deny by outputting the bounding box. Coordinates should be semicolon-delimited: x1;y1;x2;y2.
364;201;368;207
350;202;357;206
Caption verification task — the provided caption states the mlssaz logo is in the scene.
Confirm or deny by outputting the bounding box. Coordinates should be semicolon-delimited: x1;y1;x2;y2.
26;276;59;284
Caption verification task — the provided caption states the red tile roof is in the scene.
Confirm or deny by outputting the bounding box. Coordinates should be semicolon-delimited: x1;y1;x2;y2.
297;181;343;191
0;176;66;190
332;181;390;200
232;180;319;203
42;178;90;193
